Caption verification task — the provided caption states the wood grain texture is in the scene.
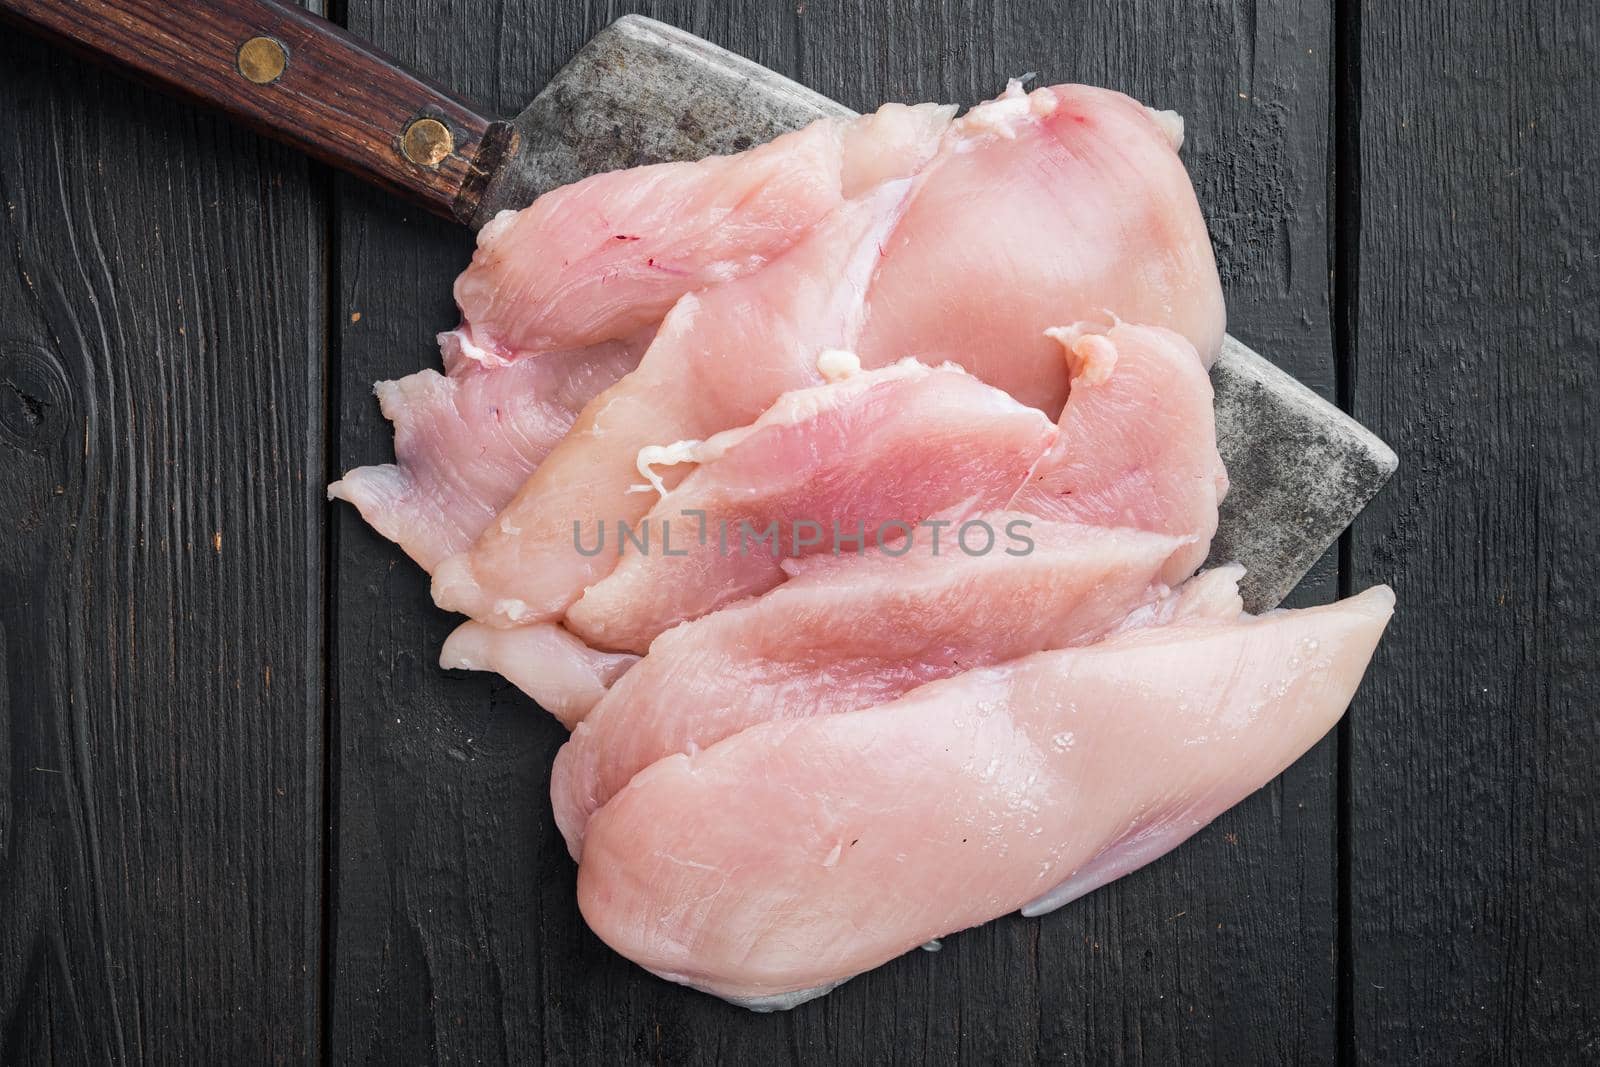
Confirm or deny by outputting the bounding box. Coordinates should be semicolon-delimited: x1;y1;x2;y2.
1348;0;1600;1060
0;0;504;222
328;1;1342;1062
0;27;325;1066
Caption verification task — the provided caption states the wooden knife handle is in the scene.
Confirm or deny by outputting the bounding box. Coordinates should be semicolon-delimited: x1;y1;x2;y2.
0;0;514;223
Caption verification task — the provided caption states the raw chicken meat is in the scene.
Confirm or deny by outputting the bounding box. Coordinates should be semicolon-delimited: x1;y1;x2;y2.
1010;321;1228;584
852;84;1225;415
322;69;1395;1016
438;621;636;729
446;102;953;364
334;101;954;569
328;336;645;570
565;359;1059;651
429;81;1225;628
576;582;1394;1008
439;319;1222;721
1109;561;1247;633
433;185;911;623
551;520;1190;857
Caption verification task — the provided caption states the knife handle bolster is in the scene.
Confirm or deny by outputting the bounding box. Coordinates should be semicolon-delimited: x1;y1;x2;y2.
453;121;520;227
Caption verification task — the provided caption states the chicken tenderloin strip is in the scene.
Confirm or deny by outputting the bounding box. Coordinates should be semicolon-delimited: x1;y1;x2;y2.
568;320;1221;650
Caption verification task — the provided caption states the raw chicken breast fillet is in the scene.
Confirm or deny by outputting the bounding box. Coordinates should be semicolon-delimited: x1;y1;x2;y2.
577;583;1394;1009
566;359;1059;651
551;520;1190;857
446;101;954;364
853;84;1225;414
1010;320;1229;584
430;81;1226;628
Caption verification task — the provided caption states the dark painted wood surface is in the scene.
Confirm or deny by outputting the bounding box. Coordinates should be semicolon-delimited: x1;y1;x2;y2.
1347;1;1600;1062
0;0;1595;1062
0;24;326;1065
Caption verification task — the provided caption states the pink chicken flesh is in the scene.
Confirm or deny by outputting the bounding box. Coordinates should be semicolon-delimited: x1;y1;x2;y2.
435;320;1224;718
1010;321;1229;585
433;185;910;624
565;359;1059;651
552;520;1189;857
328;336;645;570
337;99;955;570
576;582;1394;1009
447;101;954;363
429;82;1226;629
321;72;1399;1017
547;320;1222;838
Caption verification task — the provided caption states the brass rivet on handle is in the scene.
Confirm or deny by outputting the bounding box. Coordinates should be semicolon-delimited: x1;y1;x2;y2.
236;36;288;85
401;118;454;167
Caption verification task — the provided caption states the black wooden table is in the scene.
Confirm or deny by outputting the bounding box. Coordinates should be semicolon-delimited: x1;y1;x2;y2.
1;1;1595;1063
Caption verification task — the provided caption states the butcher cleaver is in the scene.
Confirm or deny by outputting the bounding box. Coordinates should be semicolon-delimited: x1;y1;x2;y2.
0;0;1395;610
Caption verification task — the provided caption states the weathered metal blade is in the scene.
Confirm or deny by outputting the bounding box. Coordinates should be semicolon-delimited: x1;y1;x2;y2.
473;16;849;227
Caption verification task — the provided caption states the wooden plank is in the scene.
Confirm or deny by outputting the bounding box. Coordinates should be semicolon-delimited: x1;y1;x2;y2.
1348;1;1600;1060
328;1;1340;1061
0;34;326;1065
325;25;553;1067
